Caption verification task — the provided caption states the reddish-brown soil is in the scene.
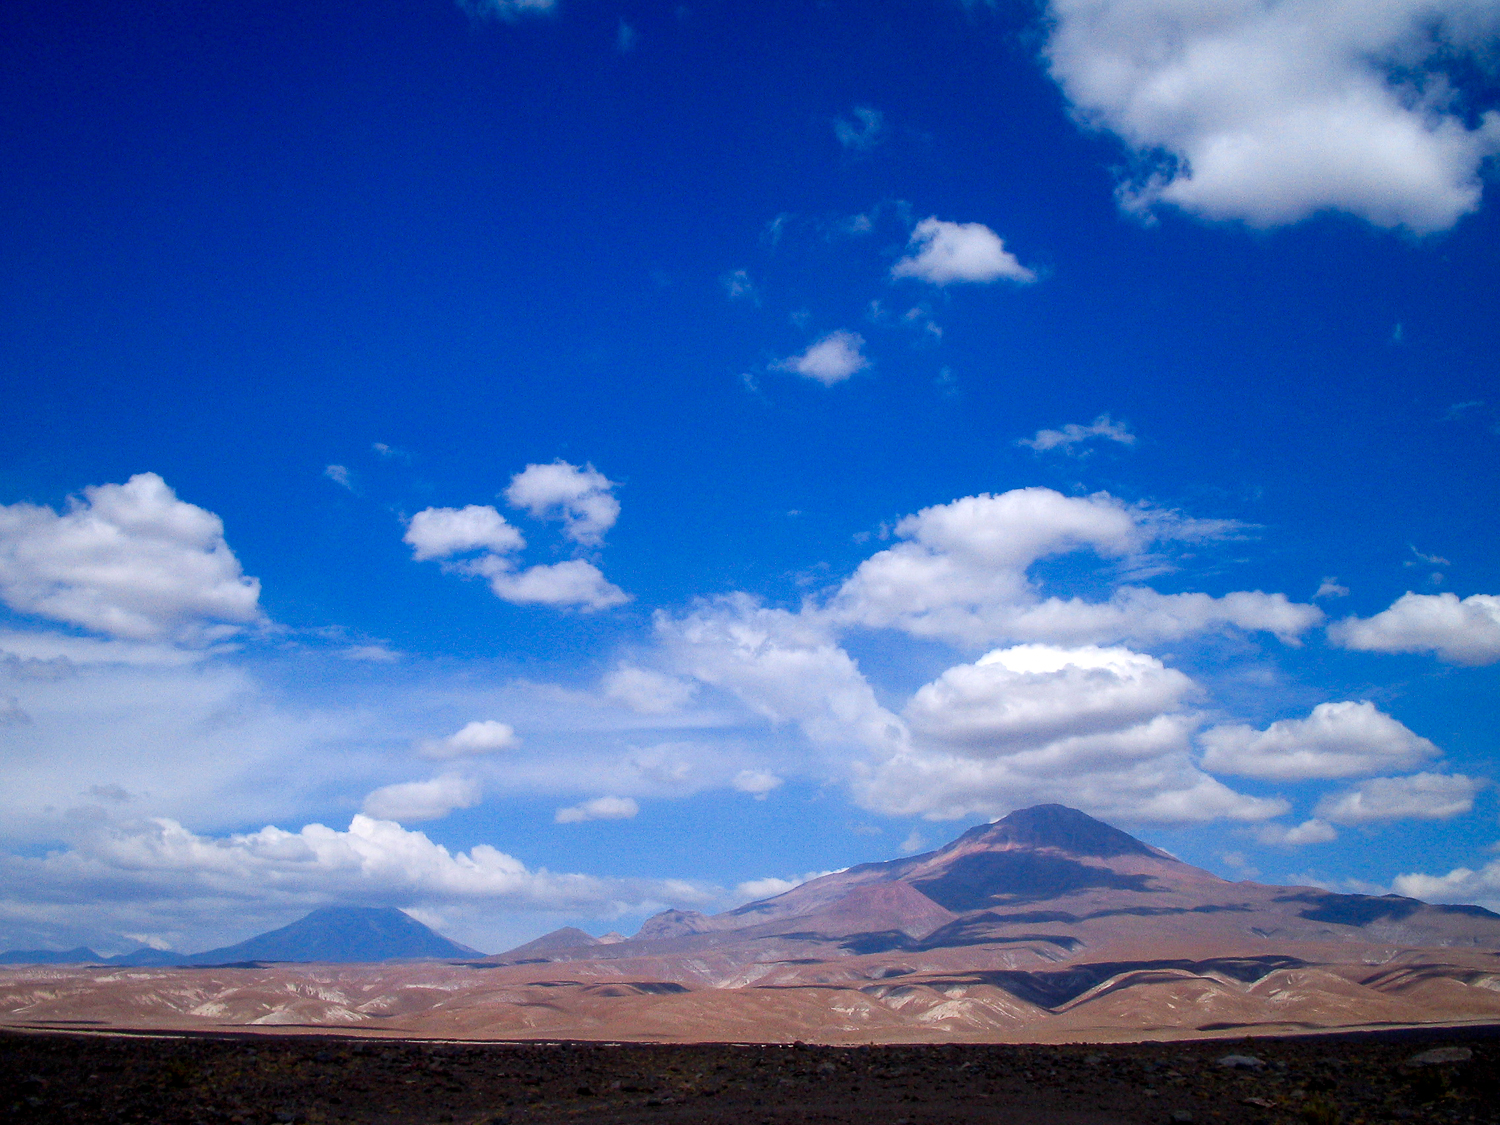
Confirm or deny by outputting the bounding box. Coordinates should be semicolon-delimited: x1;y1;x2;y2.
3;1025;1496;1125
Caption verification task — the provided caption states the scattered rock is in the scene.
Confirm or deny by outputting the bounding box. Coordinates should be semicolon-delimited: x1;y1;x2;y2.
1405;1046;1472;1067
1169;1111;1194;1123
1217;1054;1265;1070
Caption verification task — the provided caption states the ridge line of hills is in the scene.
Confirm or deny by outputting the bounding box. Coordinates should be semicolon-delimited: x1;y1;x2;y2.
5;805;1497;969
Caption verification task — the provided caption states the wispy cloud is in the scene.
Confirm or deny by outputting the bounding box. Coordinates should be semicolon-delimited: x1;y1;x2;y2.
1018;414;1136;454
833;105;885;152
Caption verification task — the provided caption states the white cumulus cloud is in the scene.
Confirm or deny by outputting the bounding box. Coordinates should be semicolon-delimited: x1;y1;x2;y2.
828;488;1321;647
1315;772;1481;824
407;482;627;611
417;720;520;759
860;643;1281;824
555;795;639;824
1329;591;1500;664
404;505;524;562
504;461;620;547
0;473;263;645
361;774;481;823
775;330;870;385
1199;701;1438;779
1044;0;1500;232
905;644;1197;753
891;217;1035;285
472;557;629;611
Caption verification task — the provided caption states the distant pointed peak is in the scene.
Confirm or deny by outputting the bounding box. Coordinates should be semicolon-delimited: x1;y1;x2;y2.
953;804;1174;861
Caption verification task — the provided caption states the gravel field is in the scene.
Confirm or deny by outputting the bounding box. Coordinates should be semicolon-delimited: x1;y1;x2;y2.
3;1025;1497;1125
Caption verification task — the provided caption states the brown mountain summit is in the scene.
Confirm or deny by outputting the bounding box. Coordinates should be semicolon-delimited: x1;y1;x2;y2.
495;803;1499;969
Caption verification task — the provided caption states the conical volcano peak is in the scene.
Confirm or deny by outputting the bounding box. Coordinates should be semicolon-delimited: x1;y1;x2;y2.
956;804;1174;861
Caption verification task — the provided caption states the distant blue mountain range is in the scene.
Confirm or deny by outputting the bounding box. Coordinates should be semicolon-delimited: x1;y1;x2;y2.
0;907;483;966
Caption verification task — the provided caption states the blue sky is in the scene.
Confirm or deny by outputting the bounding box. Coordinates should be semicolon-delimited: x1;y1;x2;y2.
2;0;1499;955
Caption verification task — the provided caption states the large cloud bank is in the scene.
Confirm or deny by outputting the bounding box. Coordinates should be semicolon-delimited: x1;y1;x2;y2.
3;473;1498;948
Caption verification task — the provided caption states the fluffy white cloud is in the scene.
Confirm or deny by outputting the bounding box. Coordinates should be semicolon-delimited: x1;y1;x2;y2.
407;490;627;611
829;488;1322;646
323;464;353;490
1199;701;1438;779
504;461;620;547
555;795;639;824
731;769;784;799
361;774;480;822
417;720;520;759
404;505;524;562
859;642;1280;824
1044;0;1500;232
472;557;629;611
1329;592;1500;664
905;644;1197;753
0;473;262;644
1256;818;1339;846
603;666;698;714
775;330;870;385
859;724;1285;824
891;218;1035;285
1018;414;1136;454
1315;772;1481;824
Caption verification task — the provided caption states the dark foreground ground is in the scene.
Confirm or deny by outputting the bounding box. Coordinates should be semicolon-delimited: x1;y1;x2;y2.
3;1025;1496;1125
